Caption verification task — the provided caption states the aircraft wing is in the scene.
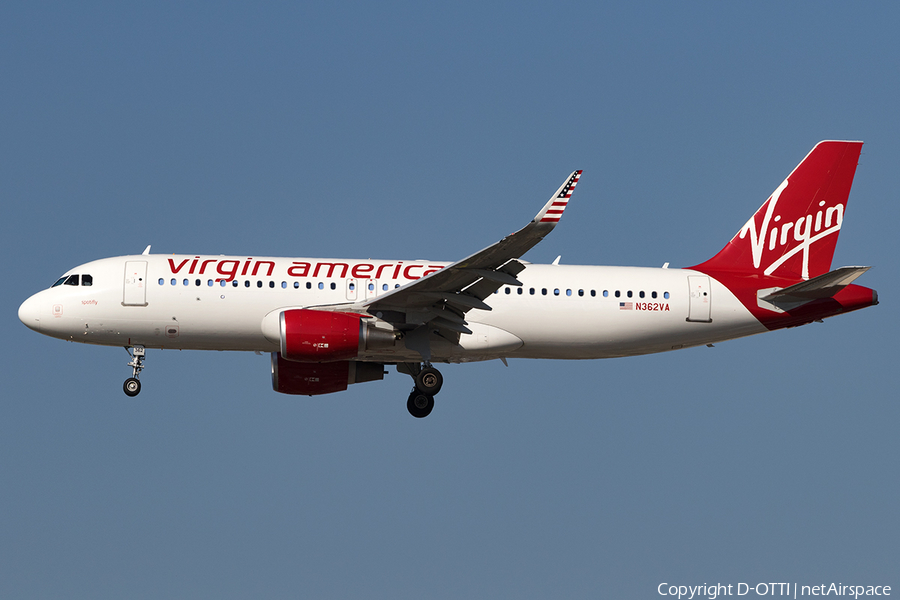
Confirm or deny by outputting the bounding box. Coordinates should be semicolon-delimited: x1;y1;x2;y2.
358;170;582;353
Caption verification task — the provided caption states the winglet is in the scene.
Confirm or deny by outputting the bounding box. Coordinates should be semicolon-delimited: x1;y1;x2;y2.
533;170;582;224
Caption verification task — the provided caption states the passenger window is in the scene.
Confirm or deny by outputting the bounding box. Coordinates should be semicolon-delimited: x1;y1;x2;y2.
294;282;300;289
639;291;645;298
368;283;374;291
602;290;608;297
233;281;239;287
578;289;584;297
542;288;547;296
505;287;511;294
652;291;657;299
553;288;560;296
591;290;597;297
281;282;287;289
170;278;176;286
382;284;388;291
627;291;633;298
208;280;214;287
330;282;336;290
307;282;312;289
220;280;227;287
195;279;201;286
64;275;79;286
269;281;275;288
257;281;263;288
349;283;355;291
529;288;535;295
664;291;670;299
614;290;620;298
318;282;324;290
517;288;523;295
82;275;93;286
245;281;251;288
158;278;164;285
566;289;572;296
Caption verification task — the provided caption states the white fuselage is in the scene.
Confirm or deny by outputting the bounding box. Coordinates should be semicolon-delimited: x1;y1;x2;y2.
18;254;767;363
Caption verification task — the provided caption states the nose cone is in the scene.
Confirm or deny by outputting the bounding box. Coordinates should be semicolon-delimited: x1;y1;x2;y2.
18;294;42;332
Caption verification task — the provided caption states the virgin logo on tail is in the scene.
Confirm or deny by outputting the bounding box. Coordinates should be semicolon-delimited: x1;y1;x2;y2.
738;178;845;279
693;141;862;282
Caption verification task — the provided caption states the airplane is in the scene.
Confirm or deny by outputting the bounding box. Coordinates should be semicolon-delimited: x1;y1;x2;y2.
18;140;877;418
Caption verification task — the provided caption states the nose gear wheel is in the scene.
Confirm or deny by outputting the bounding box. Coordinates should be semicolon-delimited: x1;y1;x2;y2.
123;346;146;397
123;377;141;396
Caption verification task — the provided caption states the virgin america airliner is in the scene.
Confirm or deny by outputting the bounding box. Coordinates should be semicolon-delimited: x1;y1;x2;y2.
18;141;877;417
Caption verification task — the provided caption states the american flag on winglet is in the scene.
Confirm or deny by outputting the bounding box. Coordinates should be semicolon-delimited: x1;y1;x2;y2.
619;302;633;310
557;171;580;198
541;170;581;223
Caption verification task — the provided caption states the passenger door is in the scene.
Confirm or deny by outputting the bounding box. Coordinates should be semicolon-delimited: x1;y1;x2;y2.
123;261;148;306
686;275;711;322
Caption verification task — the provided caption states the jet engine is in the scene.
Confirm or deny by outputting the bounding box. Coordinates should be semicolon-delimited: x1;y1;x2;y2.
278;309;396;362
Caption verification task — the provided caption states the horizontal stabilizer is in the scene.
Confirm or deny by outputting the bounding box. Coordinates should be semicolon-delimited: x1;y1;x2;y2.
761;266;871;302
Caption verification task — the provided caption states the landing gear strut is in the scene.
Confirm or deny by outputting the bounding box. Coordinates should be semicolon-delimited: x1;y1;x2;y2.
123;346;145;397
401;362;443;418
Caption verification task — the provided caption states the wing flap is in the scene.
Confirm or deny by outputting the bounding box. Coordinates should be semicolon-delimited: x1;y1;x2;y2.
468;268;523;286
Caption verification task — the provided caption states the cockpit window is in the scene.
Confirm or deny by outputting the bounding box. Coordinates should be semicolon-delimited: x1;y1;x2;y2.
51;273;92;288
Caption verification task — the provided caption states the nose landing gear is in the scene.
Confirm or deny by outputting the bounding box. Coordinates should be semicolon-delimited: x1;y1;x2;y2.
123;346;145;397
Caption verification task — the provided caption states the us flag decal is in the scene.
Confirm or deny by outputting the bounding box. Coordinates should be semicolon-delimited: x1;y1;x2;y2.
619;302;633;310
540;170;582;223
556;170;581;199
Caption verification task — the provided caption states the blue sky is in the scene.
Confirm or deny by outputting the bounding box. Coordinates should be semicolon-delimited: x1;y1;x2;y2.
2;2;898;598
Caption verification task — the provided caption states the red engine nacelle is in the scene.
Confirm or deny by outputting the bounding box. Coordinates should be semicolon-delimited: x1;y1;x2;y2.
271;354;385;396
279;309;395;362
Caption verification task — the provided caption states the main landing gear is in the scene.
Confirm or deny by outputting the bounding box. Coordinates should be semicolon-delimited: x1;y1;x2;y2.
123;346;145;397
403;363;444;418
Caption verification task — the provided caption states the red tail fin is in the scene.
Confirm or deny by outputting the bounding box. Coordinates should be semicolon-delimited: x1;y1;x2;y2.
692;141;863;280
